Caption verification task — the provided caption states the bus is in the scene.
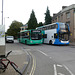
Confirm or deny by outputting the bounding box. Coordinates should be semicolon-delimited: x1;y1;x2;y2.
18;29;43;45
36;22;70;45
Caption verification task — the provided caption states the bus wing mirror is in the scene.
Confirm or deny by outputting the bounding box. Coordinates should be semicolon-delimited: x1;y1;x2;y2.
43;34;47;38
70;32;72;36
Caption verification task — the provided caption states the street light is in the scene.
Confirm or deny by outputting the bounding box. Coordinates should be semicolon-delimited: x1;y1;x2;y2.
4;17;9;25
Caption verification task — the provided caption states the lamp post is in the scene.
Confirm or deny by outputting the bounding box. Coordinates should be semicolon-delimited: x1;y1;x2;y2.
4;17;9;25
2;0;3;25
0;0;5;58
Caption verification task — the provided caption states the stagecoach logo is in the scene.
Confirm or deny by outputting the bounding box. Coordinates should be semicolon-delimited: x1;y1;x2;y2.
0;25;5;38
0;31;5;38
0;25;5;45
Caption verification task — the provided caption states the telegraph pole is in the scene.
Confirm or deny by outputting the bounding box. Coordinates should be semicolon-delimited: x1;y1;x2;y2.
2;0;3;25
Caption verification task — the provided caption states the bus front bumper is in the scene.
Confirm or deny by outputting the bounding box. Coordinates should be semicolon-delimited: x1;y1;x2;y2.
54;39;69;45
29;40;43;44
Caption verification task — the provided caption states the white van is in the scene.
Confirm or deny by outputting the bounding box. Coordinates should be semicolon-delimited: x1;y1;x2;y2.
6;36;14;43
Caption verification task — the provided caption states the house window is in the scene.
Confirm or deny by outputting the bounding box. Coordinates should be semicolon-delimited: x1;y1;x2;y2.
74;9;75;13
58;16;61;22
61;14;63;21
22;28;24;30
66;21;70;26
66;12;70;19
55;18;57;21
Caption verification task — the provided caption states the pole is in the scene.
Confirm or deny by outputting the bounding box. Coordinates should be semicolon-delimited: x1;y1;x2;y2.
2;0;3;25
4;17;9;25
0;0;5;58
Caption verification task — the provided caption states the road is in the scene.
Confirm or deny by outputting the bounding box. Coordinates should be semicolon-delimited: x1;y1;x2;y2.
6;40;75;75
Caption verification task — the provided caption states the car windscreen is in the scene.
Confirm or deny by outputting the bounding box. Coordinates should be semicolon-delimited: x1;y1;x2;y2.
6;36;13;38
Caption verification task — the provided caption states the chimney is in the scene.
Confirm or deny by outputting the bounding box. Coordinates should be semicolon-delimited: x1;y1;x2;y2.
53;13;57;17
62;6;67;9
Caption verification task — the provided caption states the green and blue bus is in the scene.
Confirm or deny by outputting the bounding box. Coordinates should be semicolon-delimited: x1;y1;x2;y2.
36;22;70;45
18;29;43;44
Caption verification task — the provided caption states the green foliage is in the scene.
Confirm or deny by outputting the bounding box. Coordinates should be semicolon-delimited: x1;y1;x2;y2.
7;20;23;38
45;6;52;25
37;22;43;27
27;10;38;29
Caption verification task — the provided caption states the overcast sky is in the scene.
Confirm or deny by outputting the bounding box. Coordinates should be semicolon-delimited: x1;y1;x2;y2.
0;0;75;31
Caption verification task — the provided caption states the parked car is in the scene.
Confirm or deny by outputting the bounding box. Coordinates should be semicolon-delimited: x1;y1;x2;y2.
6;36;14;43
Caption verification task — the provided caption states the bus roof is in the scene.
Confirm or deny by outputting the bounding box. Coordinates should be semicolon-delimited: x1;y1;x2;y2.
36;22;65;29
36;22;57;29
20;30;29;33
20;29;41;33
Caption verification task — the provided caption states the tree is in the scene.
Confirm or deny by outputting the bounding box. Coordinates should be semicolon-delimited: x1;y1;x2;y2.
7;20;23;38
38;22;43;27
27;10;38;29
45;6;52;25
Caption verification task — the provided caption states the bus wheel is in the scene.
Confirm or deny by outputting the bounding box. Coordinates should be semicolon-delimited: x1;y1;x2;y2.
49;40;52;45
25;40;27;45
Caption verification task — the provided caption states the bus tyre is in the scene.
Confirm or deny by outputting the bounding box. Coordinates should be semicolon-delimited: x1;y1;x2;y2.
49;40;52;45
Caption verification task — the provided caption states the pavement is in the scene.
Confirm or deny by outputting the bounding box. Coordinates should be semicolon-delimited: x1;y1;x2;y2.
0;44;30;75
69;42;75;46
0;41;75;75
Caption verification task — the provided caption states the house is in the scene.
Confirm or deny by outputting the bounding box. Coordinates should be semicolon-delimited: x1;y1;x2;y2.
20;24;28;32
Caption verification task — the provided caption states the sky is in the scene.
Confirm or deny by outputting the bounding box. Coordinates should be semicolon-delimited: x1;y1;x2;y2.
0;0;75;31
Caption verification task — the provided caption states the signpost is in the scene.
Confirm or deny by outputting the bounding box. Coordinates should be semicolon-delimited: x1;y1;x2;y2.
0;25;5;57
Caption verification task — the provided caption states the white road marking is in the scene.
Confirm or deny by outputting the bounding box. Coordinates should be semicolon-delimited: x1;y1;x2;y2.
58;73;65;75
25;50;29;55
37;50;74;75
54;64;57;75
49;57;52;59
38;50;48;56
57;64;63;67
63;65;74;75
23;61;28;64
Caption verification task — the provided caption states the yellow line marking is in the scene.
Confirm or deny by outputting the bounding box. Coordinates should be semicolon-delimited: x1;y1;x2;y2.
29;52;36;75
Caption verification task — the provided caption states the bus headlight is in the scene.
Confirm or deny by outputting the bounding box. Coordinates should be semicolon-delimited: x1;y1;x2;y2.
31;41;33;43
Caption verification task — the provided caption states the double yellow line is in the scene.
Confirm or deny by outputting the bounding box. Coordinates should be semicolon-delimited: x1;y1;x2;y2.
29;52;36;75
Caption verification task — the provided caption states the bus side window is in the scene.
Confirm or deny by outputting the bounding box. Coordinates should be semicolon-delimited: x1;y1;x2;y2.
51;25;55;29
55;24;58;28
43;27;45;30
54;33;58;38
48;26;51;30
51;24;57;29
22;32;25;38
43;34;47;38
